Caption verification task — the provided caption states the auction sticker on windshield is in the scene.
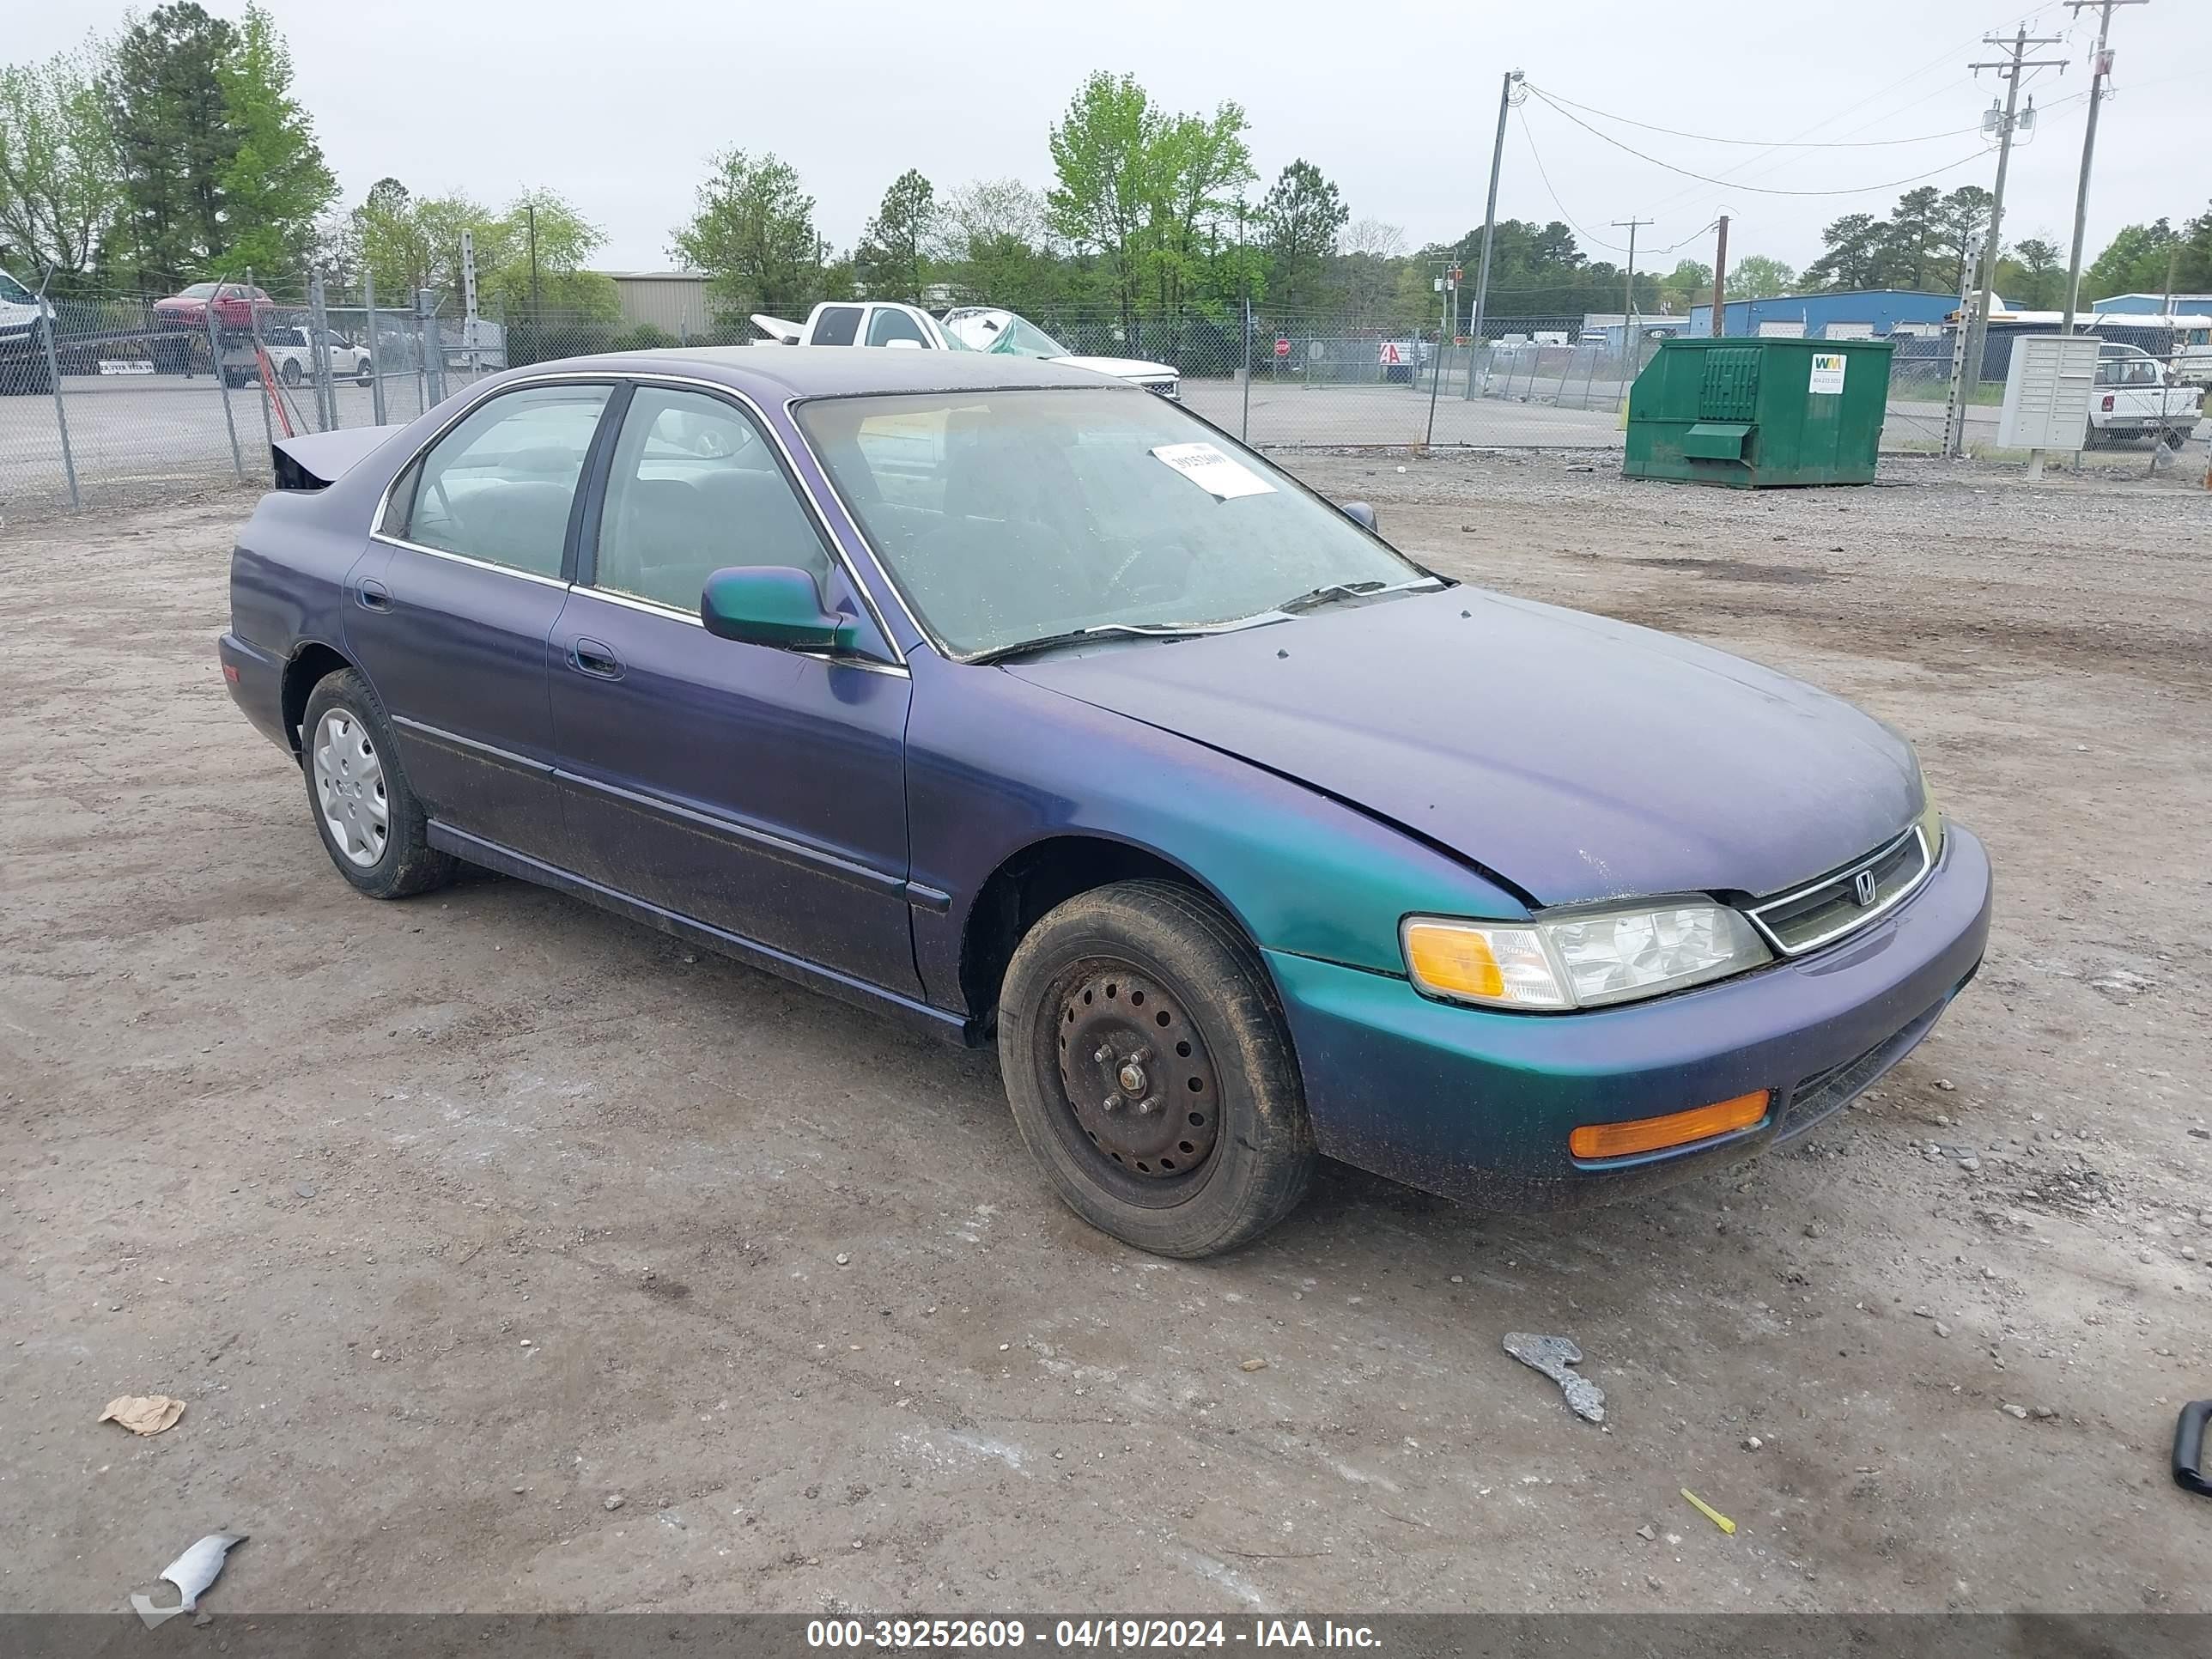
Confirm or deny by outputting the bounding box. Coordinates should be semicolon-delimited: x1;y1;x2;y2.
1149;441;1275;501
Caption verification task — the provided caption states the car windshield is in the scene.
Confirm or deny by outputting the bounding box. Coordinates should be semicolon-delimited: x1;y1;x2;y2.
982;313;1073;358
798;386;1430;659
178;283;219;298
0;270;34;305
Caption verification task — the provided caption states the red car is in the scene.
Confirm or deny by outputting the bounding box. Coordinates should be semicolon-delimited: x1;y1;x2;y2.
152;282;273;331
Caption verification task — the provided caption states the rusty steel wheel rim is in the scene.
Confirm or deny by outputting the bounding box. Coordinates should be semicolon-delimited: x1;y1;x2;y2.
1055;965;1219;1179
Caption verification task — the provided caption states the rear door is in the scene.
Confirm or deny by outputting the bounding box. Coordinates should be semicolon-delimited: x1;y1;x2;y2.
546;381;918;993
348;380;616;862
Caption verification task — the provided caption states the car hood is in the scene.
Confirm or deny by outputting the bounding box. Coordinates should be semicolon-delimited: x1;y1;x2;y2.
1049;354;1178;382
1005;586;1921;907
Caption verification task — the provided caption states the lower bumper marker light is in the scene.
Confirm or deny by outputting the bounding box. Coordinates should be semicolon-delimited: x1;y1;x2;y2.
1569;1090;1771;1161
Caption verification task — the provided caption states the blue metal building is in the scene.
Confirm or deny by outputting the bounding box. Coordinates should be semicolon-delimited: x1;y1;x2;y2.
2092;291;2212;317
1686;289;1958;339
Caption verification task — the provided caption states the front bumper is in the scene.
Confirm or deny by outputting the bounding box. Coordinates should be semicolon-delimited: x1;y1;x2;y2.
1268;823;1993;1209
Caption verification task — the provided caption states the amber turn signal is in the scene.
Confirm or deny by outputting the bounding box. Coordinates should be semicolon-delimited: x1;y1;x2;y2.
1568;1091;1771;1161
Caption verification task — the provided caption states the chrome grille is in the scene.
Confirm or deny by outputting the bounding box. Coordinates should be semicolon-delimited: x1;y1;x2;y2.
1747;823;1932;957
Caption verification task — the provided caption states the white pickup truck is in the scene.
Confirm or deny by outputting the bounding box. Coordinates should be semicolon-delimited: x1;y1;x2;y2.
751;301;1180;399
2087;342;2203;448
257;324;374;390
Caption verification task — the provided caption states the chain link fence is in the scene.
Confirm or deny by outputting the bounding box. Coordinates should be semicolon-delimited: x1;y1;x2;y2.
6;281;2205;517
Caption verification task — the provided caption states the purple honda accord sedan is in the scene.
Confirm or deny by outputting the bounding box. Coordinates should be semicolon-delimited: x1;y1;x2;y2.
217;348;1991;1256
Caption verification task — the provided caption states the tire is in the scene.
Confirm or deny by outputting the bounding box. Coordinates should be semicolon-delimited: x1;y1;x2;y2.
299;668;457;900
2162;425;2187;451
997;878;1316;1258
356;359;374;386
280;358;301;386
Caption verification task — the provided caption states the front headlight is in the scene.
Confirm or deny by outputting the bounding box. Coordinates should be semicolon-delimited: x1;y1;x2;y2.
1403;902;1773;1012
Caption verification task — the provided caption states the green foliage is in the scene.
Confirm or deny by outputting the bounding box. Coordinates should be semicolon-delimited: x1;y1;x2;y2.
2081;209;2209;301
671;148;823;325
1655;258;1713;313
1996;236;2063;309
1802;186;1991;295
104;3;240;285
1725;255;1796;301
215;4;334;276
855;168;937;302
1258;160;1346;313
1048;72;1252;334
0;34;121;282
611;321;678;351
342;179;611;321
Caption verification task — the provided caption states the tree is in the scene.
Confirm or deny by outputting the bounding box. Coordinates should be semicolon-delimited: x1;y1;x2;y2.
2079;215;2209;301
671;148;823;324
1341;218;1405;260
939;178;1066;313
1802;213;1885;291
0;34;122;283
104;3;240;286
1996;235;2063;309
1141;101;1252;325
1048;71;1162;341
1725;255;1796;301
1257;159;1346;313
215;3;336;276
1930;185;1992;292
1655;258;1713;315
1878;186;1943;289
855;168;937;302
495;188;614;319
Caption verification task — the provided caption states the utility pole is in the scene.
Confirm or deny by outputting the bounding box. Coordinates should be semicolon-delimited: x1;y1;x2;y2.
2060;0;2146;333
1613;218;1652;375
1710;215;1729;337
1467;69;1524;356
1962;27;2068;404
526;200;542;321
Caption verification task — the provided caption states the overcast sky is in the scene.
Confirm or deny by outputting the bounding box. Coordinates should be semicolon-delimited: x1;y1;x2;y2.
24;0;2212;287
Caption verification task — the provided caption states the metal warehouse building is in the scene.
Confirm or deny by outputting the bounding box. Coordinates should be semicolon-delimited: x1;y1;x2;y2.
2093;290;2212;318
1686;289;1957;339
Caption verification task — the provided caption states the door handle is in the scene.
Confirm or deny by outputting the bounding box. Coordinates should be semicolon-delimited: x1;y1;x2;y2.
568;638;623;679
356;578;391;611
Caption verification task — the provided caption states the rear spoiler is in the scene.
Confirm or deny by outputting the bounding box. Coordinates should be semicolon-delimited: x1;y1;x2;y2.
271;424;408;491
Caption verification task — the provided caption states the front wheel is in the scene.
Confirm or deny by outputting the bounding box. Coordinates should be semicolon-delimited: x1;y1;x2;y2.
997;879;1316;1258
2162;424;2188;451
299;669;456;899
280;358;302;386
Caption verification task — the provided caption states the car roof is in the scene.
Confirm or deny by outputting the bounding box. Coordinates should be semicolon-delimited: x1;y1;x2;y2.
507;344;1115;399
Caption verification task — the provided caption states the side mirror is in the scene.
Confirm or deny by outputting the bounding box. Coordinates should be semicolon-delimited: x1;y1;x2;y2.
1340;501;1378;533
700;566;855;653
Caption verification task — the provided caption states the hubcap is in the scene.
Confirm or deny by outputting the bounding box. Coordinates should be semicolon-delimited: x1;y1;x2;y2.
1056;968;1218;1178
312;708;388;869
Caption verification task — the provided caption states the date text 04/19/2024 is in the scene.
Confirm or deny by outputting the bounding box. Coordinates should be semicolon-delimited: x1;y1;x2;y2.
805;1620;1382;1650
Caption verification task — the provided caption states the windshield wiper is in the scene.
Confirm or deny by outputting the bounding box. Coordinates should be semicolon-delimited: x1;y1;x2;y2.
968;623;1220;665
1275;575;1443;615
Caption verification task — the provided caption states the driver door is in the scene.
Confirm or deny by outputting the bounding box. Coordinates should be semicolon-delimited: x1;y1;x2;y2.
546;383;920;995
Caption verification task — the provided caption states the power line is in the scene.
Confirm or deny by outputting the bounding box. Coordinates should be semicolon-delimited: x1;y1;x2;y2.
1525;88;2001;198
1513;109;1715;265
1524;86;1980;149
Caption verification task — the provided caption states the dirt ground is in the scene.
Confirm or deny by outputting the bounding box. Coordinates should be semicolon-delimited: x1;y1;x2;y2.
3;453;2209;1618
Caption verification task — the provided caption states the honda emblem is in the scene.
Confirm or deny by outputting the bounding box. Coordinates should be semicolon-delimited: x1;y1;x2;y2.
1853;870;1878;907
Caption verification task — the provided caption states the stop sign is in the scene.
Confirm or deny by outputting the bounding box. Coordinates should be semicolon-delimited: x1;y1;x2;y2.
1274;337;1290;358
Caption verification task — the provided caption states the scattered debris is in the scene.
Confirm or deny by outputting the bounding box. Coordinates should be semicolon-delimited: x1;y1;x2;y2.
1503;1332;1605;1423
1239;1358;1268;1373
2001;1403;2029;1419
1742;1436;1764;1451
1636;1524;1656;1540
1680;1488;1736;1535
603;1494;625;1511
1933;1322;1951;1339
131;1532;246;1629
98;1395;185;1437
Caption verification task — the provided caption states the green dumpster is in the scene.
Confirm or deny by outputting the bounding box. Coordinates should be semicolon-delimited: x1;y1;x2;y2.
1623;336;1893;488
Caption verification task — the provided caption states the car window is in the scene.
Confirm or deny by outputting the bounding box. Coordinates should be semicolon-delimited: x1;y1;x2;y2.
813;307;862;347
1;270;38;304
592;386;831;612
866;307;931;347
394;384;612;577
